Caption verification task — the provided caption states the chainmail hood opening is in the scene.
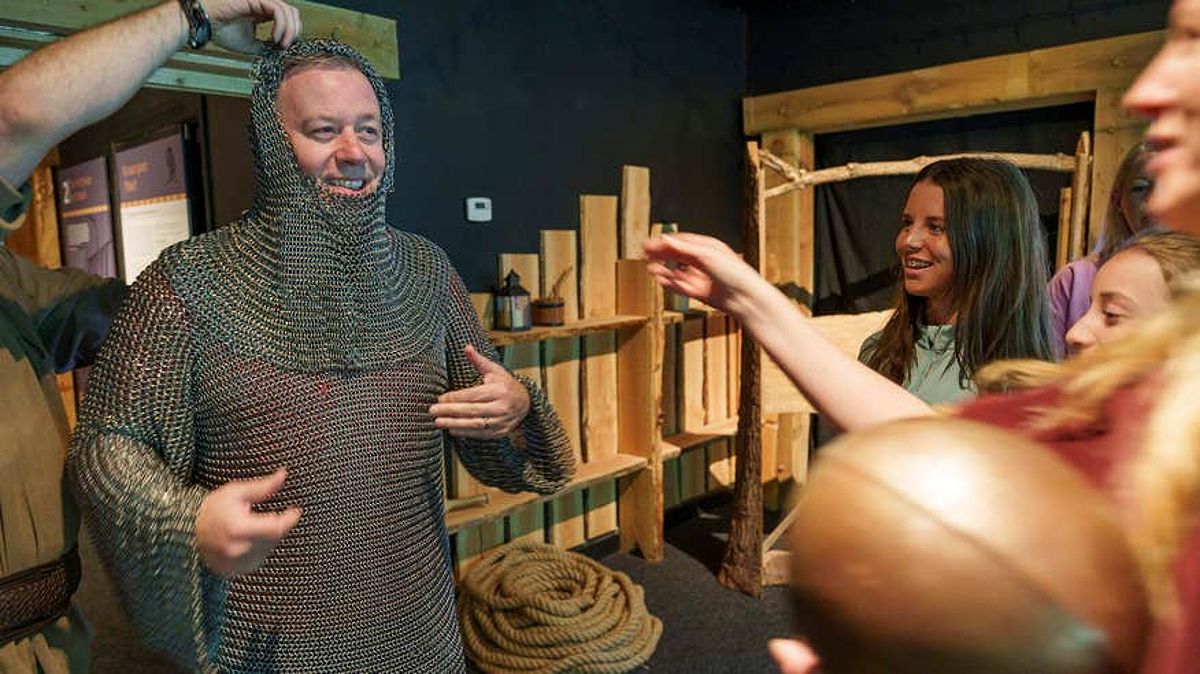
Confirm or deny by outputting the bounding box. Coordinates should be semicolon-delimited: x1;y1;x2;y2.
169;39;441;374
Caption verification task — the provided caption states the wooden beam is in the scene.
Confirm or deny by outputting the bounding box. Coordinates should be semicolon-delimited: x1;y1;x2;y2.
579;194;619;538
743;31;1161;135
540;230;585;550
0;0;400;86
620;166;651;259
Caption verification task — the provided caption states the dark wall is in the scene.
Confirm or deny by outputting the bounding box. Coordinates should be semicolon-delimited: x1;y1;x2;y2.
747;0;1170;94
321;0;747;290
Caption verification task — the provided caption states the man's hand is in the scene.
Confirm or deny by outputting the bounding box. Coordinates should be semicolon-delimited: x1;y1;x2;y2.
205;0;303;54
196;467;301;578
430;345;531;440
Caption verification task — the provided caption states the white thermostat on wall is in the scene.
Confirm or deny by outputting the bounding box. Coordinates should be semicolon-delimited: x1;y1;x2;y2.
465;197;492;222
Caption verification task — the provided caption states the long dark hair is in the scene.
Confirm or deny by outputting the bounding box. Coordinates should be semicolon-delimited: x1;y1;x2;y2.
864;158;1055;386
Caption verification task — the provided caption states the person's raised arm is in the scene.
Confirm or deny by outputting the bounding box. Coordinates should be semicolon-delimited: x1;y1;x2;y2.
644;232;934;431
0;0;300;188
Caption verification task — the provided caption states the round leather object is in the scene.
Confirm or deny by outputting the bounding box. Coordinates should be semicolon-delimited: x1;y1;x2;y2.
788;417;1151;674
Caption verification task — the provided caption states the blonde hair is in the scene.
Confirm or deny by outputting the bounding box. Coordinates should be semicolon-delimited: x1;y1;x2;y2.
979;272;1200;617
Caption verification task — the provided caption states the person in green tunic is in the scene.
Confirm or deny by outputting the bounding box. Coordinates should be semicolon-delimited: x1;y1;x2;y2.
0;2;300;671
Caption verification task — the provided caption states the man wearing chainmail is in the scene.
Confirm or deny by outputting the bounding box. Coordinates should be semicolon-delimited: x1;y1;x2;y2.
69;39;574;672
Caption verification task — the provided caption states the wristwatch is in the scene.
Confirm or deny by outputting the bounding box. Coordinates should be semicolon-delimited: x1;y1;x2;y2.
177;0;212;49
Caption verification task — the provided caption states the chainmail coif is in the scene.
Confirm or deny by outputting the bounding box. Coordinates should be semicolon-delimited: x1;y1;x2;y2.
69;40;574;673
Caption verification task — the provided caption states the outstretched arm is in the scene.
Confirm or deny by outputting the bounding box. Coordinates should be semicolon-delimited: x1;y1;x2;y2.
644;233;934;432
0;0;301;189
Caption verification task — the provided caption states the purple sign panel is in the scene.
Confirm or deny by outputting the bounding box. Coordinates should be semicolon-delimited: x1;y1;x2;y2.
57;156;117;279
114;131;192;282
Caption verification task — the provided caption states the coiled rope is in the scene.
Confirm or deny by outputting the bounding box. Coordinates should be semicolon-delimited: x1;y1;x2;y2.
457;541;663;673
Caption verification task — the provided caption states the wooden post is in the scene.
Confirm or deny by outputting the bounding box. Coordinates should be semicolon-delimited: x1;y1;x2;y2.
1068;131;1092;261
620;166;651;259
615;260;663;559
540;230;585;549
718;141;766;596
580;195;620;538
497;253;546;546
1056;187;1073;270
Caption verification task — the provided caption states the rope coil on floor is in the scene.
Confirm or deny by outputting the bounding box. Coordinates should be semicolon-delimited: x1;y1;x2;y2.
457;541;663;673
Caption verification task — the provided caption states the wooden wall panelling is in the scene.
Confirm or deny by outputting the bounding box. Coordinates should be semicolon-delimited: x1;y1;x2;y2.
679;446;708;502
615;260;663;558
539;230;585;549
580;195;620;538
681;316;706;430
662;457;682;509
620;166;651;259
706;437;733;490
497;253;545;546
777;412;810;485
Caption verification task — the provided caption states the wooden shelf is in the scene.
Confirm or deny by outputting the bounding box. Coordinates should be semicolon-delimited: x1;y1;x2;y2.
661;417;739;461
662;304;725;324
487;314;649;346
445;453;649;533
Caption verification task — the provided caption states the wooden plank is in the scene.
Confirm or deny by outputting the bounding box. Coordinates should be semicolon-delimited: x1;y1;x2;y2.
469;292;494;331
704;315;730;424
763;130;801;289
487;315;647;346
679;446;707;502
762;310;893;416
1091;89;1146;251
727;323;741;418
662;323;680;436
620;166;651;259
0;0;401;80
496;253;544;546
580;194;620;538
762;415;780;510
681;316;706;431
663;457;682;509
777;412;810;485
743;31;1160;135
661;418;739;461
616;261;663;558
445;454;647;532
497;254;543;385
706;438;733;490
540;230;585;550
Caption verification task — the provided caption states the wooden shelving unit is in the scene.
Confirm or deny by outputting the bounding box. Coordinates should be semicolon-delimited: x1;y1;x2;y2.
487;314;648;346
446;453;649;533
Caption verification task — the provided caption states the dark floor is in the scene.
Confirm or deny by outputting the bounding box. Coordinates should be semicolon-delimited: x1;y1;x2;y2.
79;491;794;673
